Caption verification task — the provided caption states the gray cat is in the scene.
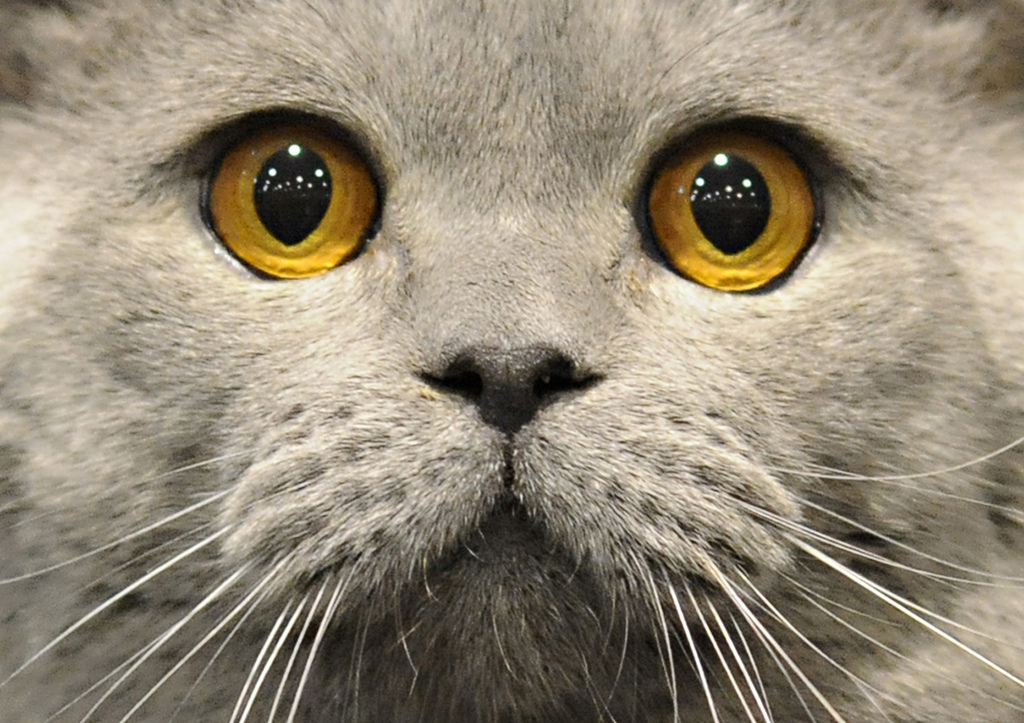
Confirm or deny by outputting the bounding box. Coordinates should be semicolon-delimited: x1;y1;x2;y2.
2;0;1024;721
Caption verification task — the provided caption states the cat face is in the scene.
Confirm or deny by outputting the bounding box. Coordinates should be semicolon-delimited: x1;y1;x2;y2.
1;0;1024;721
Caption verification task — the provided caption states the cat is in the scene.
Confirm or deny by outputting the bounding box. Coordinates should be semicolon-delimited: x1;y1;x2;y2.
2;0;1024;720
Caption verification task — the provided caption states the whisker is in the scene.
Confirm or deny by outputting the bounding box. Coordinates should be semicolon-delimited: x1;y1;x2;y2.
658;2;776;82
666;583;720;723
44;557;258;719
79;524;217;599
766;433;1024;483
705;597;773;722
794;498;1024;583
788;537;1024;691
783;574;902;631
644;566;680;723
604;599;631;711
709;569;848;722
492;587;515;675
747;622;819;723
103;565;255;723
727;611;774;723
849;679;898;723
348;608;374;720
131;562;288;723
236;594;310;723
391;599;420;695
285;572;350;723
230;600;297;723
576;642;620;723
683;586;760;723
744;501;1019;586
735;572;894;716
789;585;1023;714
168;579;278;723
2;529;229;689
45;628;168;723
0;491;230;585
266;580;329;722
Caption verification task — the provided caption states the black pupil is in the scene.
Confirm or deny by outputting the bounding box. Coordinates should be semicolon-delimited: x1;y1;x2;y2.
253;145;332;246
689;154;770;255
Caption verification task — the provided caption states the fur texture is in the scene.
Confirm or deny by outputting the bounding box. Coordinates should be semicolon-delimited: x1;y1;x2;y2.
2;0;1024;721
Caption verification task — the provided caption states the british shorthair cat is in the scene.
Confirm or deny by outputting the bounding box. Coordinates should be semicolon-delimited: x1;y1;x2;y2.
1;0;1024;720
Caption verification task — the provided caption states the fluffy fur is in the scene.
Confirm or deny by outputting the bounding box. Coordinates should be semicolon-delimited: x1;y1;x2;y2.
2;0;1024;721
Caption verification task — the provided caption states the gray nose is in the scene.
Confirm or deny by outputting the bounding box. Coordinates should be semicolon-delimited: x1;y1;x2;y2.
425;346;599;434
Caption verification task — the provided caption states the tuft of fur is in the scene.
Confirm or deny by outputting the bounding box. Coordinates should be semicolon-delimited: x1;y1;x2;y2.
2;1;1024;721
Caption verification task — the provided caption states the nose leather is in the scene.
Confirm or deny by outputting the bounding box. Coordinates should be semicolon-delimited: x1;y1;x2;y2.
427;346;596;434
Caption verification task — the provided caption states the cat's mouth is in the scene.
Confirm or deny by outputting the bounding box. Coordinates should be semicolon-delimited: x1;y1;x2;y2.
425;470;561;580
461;490;548;554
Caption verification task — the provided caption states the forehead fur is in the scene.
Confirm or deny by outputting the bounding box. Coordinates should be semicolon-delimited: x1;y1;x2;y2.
3;0;1024;110
1;0;1020;197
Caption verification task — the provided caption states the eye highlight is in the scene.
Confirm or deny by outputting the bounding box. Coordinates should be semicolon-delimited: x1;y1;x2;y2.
207;124;377;279
647;130;818;292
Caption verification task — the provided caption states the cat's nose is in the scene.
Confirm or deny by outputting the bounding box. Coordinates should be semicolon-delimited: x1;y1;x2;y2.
425;347;599;435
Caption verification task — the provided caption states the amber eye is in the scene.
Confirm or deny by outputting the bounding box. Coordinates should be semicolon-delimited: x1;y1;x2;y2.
207;124;377;279
648;130;818;291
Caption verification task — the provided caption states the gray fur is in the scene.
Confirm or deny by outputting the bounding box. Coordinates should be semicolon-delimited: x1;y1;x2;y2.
1;0;1024;720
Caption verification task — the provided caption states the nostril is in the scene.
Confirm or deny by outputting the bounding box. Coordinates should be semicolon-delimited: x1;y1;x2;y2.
532;359;598;399
427;365;484;399
422;346;601;434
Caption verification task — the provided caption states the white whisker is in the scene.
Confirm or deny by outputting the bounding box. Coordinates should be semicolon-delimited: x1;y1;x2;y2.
705;597;773;722
748;622;819;723
727;611;774;722
44;630;166;723
2;529;229;689
709;569;848;722
790;585;1021;717
743;501;1015;586
684;586;760;723
236;594;310;723
266;580;328;722
644;567;680;723
130;562;288;723
285;572;350;723
784;574;902;634
736;573;894;715
767;433;1024;483
492;587;515;675
604;599;630;710
168;578;277;723
667;583;721;723
788;537;1024;691
230;600;297;723
392;601;421;694
107;565;254;723
0;491;230;585
796;498;1024;584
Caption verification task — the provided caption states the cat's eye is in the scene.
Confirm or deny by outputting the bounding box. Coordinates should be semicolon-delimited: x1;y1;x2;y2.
207;124;377;278
647;130;818;292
